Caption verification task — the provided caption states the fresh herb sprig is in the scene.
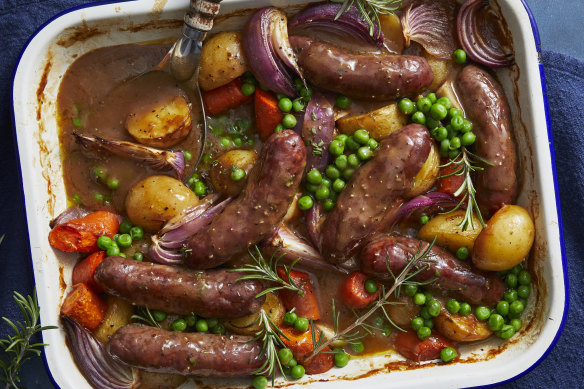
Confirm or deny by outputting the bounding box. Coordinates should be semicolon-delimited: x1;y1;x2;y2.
249;309;289;384
230;247;305;298
130;307;161;328
307;238;436;359
440;148;493;231
332;0;403;37
0;289;57;389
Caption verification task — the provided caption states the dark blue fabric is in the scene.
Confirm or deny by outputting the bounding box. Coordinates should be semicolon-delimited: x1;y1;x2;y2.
0;0;582;387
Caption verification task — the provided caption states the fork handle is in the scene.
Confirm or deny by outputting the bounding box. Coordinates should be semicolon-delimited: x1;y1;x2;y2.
185;0;222;31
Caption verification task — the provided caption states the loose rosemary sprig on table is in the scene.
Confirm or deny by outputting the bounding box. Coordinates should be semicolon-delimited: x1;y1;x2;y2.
307;238;437;360
440;147;493;231
230;246;305;298
332;0;403;36
249;309;289;385
0;289;57;389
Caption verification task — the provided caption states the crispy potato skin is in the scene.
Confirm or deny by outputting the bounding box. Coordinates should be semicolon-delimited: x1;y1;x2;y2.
434;309;493;342
417;210;483;252
199;32;248;91
337;103;408;141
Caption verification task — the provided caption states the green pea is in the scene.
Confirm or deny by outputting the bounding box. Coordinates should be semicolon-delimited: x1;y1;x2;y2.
419;306;430;320
414;293;426;305
206;318;218;329
453;49;467;64
106;245;120;257
488;314;505;331
456;247;469;260
287;358;298;368
292;99;305;112
440;139;451;155
433;126;448;141
475;306;491;321
294;78;304;90
93;166;107;181
295;317;309;332
133;252;143;261
300;86;313;102
211;324;226;335
335;95;351;109
130;226;144;240
233;137;243;147
517;285;530;299
497;324;515;339
510;318;522;331
367;138;378;150
426;93;437;104
94;193;104;202
398;98;415;115
306;183;318;193
325;165;341;180
183;150;193;161
364;280;378;294
459;302;471;316
419;215;429;225
518;270;531;285
323;199;335;212
373;316;385;328
116;233;132;249
117;220;131;234
449;136;461;150
450;115;464;132
334;351;350;368
220;137;232;147
347;154;360;167
118;253;127;259
461;119;473;133
72;194;82;203
298;196;314;211
404;284;418;297
417;326;431;340
449;108;463;119
329;139;345;156
152;310;167;322
436;97;452;110
291;365;305;379
427;300;442;317
506;273;518;288
353;129;370;145
411;317;424;331
504;289;518;303
315;186;330;201
335;155;348;171
446;299;460;314
332;178;346;193
441;347;458;362
274;124;284;133
196;319;209;332
496;300;509;316
426;116;440;130
416;97;432;113
382;325;392;336
278;348;294;365
335;134;349;145
241;83;256;96
342;168;355;181
193;181;207;197
307;168;323;185
351;341;365;354
97;236;114;251
107;177;119;190
411;111;426;125
252;376;268;389
461;131;476;146
430;103;448;120
278;97;293;112
172;319;187;332
509;300;524;316
282;114;297;129
185;314;197;327
357;146;372;161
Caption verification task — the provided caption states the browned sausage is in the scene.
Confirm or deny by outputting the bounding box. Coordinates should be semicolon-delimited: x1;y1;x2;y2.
361;235;505;306
184;130;306;269
107;325;264;377
319;124;432;262
456;65;518;217
94;256;265;318
290;36;433;101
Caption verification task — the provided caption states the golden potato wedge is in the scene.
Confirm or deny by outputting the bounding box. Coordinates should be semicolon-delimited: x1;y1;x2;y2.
138;371;186;389
422;51;455;92
209;149;258;197
408;143;439;197
434;309;492;342
199;31;248;91
337;103;408;141
379;13;404;54
283;193;303;223
94;296;134;344
126;94;192;148
472;205;535;271
418;210;482;252
222;293;284;336
125;175;199;232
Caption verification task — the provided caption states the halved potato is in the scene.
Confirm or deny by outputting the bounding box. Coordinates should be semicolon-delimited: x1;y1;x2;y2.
422;50;455;92
337;103;408;141
209;149;258;197
418;210;482;252
222;293;284;336
434;309;492;342
408;143;440;197
94;296;134;344
379;13;404;54
199;31;248;91
126;94;192;148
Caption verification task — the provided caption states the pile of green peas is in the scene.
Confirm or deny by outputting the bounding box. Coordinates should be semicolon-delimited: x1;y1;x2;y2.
252;346;306;389
297;129;379;212
398;94;476;159
186;173;207;197
150;309;226;334
273;80;314;132
96;219;144;260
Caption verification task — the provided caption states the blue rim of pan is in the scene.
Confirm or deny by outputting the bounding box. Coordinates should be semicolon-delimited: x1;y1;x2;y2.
9;0;569;388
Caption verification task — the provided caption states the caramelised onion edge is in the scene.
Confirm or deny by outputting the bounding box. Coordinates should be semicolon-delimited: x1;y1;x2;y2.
61;315;138;389
394;192;459;223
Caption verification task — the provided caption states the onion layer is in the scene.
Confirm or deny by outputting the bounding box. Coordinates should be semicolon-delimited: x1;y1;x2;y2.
394;192;459;224
457;0;514;67
302;91;335;172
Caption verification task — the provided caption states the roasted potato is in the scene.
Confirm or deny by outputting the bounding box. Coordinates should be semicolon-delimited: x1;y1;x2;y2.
379;13;404;54
199;31;248;91
126;94;192;148
209;149;258;197
437;80;464;113
125;175;199;232
408;143;440;197
337;103;408;141
422;51;455;92
434;309;492;342
418;210;482;252
472;205;535;271
93;295;134;344
222;293;284;336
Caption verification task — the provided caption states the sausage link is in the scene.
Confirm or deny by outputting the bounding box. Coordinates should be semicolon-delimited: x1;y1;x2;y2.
456;65;518;217
290;36;433;101
361;236;505;306
107;325;264;377
320;124;432;262
184;130;306;269
94;256;265;318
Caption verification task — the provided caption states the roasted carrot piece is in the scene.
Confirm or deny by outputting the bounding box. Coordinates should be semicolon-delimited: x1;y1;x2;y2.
277;267;321;320
254;89;284;141
394;330;457;363
436;157;465;202
72;251;106;293
49;211;119;253
60;283;107;331
339;271;380;309
201;77;253;117
279;325;334;375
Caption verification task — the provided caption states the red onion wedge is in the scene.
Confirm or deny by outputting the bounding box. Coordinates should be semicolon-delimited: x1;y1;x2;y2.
242;7;304;96
73;132;185;179
401;0;459;60
306;203;324;250
457;0;514;67
288;2;384;48
61;315;139;389
263;224;349;274
394;192;459;224
302;91;335;172
49;207;89;229
149;195;232;265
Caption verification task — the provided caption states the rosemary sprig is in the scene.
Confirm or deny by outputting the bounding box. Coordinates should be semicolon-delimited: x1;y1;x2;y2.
332;0;403;37
130;307;161;328
0;289;57;389
440;148;493;231
249;309;289;385
307;238;436;360
230;246;305;298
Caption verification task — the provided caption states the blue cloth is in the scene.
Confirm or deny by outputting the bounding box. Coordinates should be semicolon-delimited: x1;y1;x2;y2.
0;1;582;388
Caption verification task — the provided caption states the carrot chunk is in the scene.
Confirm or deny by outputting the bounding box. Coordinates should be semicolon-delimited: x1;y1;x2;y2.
436;157;465;201
60;283;107;331
339;271;380;309
279;325;334;375
277;268;321;320
201;77;253;117
72;251;106;293
254;89;284;142
49;211;119;253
